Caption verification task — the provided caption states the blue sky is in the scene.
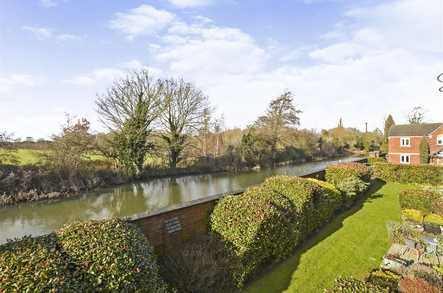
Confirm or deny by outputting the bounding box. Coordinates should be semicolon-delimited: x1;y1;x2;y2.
1;0;442;139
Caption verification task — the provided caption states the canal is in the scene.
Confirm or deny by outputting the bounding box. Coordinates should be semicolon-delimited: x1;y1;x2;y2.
0;157;361;243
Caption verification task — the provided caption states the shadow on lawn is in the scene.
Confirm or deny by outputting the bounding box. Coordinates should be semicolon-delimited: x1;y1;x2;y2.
245;179;387;293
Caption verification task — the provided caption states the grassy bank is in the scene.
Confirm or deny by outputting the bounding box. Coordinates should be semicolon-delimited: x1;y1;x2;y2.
246;181;410;293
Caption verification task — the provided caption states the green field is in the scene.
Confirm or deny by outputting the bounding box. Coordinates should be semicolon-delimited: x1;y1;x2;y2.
0;149;47;165
246;181;410;293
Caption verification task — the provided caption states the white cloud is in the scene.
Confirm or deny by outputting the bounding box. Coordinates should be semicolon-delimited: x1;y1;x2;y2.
22;26;53;40
137;0;443;130
109;5;175;40
22;26;81;42
64;61;163;86
167;0;212;8
0;74;42;93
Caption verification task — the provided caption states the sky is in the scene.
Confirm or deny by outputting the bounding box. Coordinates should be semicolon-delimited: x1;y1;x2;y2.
0;0;442;139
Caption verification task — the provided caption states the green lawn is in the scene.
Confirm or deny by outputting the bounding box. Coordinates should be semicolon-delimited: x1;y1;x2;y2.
246;181;411;293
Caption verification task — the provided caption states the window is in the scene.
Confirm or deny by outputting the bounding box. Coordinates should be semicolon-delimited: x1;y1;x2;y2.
400;137;410;147
437;135;443;145
400;154;410;164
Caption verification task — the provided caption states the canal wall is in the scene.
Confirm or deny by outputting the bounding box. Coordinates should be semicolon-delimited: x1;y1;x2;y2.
128;161;365;251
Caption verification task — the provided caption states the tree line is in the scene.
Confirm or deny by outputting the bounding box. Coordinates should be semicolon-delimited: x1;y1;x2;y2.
0;69;430;177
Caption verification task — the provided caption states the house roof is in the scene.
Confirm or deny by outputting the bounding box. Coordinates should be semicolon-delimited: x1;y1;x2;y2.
388;123;443;137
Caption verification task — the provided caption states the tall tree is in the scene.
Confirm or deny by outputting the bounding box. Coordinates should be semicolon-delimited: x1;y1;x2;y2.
96;70;162;176
159;78;209;169
255;91;302;163
408;106;425;124
384;115;395;141
419;137;430;164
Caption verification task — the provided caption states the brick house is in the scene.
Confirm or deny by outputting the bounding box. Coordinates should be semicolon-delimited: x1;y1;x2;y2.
388;123;443;165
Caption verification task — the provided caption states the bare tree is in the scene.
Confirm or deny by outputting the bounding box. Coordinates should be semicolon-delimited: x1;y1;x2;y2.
408;106;425;124
0;132;17;164
255;91;302;163
96;70;162;176
159;78;209;168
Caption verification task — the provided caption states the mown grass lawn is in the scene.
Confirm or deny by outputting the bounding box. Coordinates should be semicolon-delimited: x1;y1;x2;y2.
246;181;411;293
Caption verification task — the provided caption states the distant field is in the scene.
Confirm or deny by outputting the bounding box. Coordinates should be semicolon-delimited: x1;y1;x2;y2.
0;148;165;167
0;149;47;165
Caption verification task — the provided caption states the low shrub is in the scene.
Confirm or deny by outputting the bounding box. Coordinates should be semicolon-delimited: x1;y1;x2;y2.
387;222;420;245
366;269;400;292
0;219;168;292
159;236;239;293
424;214;443;226
326;277;389;293
398;277;440;293
368;157;387;165
413;270;443;292
210;186;296;287
372;163;443;185
402;209;423;223
399;189;441;215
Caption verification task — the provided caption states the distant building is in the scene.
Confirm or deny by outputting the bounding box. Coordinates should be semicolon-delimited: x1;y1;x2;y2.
388;123;443;165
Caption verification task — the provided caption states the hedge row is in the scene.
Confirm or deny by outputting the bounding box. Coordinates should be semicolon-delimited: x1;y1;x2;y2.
326;277;389;293
0;219;168;292
210;175;351;287
399;189;442;216
372;163;443;185
325;163;371;206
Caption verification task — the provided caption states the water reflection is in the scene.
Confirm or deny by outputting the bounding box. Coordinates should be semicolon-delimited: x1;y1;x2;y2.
0;157;360;243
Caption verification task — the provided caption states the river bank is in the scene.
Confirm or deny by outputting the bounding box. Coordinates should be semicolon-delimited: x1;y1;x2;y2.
0;156;362;243
0;155;355;208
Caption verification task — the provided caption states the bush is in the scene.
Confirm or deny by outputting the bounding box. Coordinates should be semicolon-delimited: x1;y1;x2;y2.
399;189;441;215
263;176;341;236
159;236;239;293
372;163;443;185
424;214;443;226
210;186;296;286
326;277;389;293
402;209;424;223
56;219;168;292
0;219;168;292
387;222;420;245
398;277;440;293
366;269;400;291
326;163;371;206
0;234;89;292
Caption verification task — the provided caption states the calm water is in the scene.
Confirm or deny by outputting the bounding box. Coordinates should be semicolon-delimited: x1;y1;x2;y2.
0;157;361;243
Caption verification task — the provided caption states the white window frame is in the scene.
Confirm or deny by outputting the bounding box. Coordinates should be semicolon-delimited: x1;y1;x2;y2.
437;135;443;146
400;154;411;164
400;137;411;147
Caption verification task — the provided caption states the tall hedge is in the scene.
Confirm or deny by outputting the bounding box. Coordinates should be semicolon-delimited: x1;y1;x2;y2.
325;163;371;206
210;186;296;287
372;163;443;185
210;176;346;287
0;219;168;292
263;176;341;236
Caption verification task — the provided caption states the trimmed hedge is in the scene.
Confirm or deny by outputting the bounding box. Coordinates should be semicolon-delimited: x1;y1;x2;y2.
372;163;443;185
325;163;371;206
367;157;387;165
211;176;347;287
0;234;89;292
210;186;296;286
399;189;441;215
326;277;389;293
0;219;168;292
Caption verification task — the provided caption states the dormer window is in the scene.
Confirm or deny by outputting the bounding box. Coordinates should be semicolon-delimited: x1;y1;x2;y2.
400;137;410;147
437;135;443;145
